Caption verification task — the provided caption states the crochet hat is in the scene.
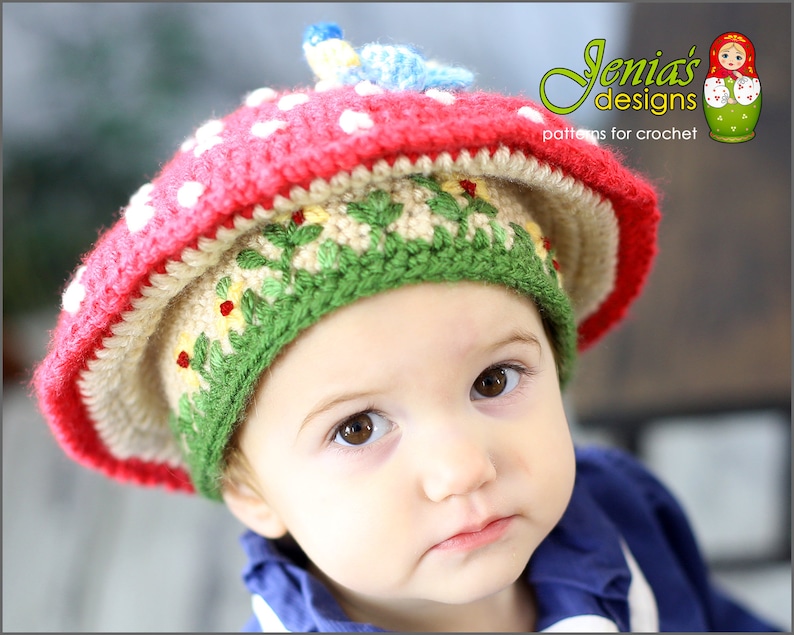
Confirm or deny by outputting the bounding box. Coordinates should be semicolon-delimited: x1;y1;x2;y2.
34;23;659;500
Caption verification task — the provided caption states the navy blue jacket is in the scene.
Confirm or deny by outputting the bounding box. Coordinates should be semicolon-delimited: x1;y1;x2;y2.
238;446;779;631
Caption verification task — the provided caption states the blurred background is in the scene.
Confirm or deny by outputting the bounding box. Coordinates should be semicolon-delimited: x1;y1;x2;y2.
3;2;790;631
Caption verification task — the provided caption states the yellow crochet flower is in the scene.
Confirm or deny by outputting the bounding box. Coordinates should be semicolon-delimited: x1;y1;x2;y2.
524;221;549;260
273;206;330;226
525;221;563;288
174;331;201;391
303;204;330;224
215;279;247;339
441;176;492;202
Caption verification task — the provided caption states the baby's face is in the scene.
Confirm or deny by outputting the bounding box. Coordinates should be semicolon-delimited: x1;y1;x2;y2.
233;282;575;622
719;43;746;71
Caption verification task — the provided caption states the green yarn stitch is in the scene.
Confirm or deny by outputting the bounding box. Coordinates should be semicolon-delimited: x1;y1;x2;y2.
169;177;576;500
216;276;231;299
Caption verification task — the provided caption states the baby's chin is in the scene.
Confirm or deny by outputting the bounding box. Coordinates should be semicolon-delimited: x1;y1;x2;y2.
335;575;532;632
408;551;533;607
312;552;529;613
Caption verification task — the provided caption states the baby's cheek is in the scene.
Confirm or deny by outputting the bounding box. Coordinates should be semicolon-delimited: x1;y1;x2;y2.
301;484;416;585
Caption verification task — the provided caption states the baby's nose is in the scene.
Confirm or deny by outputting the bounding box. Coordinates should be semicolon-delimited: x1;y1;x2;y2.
418;425;497;502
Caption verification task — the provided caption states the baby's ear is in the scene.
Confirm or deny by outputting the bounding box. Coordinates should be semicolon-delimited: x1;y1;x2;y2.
222;481;289;539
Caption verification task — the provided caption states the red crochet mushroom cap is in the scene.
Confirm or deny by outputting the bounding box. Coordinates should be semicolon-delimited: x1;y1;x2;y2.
33;66;659;496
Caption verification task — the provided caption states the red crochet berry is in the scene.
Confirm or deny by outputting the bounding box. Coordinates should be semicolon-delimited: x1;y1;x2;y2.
459;179;477;197
219;300;234;316
292;210;305;225
543;237;552;251
176;351;190;368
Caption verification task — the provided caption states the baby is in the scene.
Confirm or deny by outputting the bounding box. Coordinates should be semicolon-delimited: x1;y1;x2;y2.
34;23;777;631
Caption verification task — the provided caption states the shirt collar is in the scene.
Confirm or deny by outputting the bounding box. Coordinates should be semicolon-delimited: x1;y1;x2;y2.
528;472;633;631
240;531;382;632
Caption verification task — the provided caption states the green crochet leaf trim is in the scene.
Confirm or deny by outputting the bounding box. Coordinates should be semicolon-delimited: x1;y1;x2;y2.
216;276;231;299
347;189;404;227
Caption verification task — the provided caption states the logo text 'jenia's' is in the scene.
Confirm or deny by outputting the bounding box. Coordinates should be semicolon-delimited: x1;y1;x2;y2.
540;39;701;116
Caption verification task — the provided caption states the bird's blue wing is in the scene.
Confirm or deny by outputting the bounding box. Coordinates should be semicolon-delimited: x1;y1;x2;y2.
424;62;475;91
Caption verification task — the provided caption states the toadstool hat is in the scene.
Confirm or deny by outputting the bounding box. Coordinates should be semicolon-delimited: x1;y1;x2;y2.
34;23;659;500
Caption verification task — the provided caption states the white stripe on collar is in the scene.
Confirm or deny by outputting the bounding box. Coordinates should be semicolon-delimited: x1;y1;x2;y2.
252;594;291;632
542;614;620;632
620;539;660;631
542;541;659;632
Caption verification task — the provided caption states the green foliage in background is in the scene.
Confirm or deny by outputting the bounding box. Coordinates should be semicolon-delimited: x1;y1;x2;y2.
4;6;207;316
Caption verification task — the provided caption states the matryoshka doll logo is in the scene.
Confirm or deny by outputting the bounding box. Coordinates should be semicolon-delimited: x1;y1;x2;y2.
703;32;761;143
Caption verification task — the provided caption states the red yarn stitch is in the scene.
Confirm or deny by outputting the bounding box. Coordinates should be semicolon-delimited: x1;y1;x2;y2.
176;351;190;368
459;179;477;197
292;210;305;225
219;300;234;316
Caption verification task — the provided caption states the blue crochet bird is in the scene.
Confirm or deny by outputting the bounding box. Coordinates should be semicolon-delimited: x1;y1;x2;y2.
302;22;474;92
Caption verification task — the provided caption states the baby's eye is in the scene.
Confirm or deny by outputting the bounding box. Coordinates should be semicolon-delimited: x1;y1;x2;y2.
333;412;390;447
470;365;523;400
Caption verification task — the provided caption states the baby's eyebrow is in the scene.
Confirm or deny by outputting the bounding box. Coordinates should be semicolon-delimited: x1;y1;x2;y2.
299;389;378;433
486;330;543;355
